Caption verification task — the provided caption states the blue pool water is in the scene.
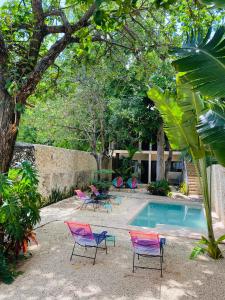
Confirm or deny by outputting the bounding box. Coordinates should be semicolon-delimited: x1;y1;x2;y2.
130;202;206;231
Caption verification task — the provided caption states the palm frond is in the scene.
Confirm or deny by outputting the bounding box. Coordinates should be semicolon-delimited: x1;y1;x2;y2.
199;0;225;8
148;84;205;158
197;104;225;166
172;26;225;98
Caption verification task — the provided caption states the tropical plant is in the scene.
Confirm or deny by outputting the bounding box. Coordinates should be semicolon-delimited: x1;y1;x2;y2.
0;161;40;258
115;146;138;181
198;0;225;8
179;182;189;195
92;169;114;192
147;180;171;196
172;26;225;166
0;249;15;284
148;78;225;259
191;234;225;259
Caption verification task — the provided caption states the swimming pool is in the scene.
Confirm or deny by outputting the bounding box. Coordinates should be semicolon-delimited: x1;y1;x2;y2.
130;202;206;231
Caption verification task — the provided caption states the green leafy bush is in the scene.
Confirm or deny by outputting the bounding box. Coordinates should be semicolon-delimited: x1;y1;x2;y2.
92;169;114;192
91;179;111;192
42;186;75;207
179;182;188;195
147;180;171;196
0;249;15;284
190;235;225;259
0;161;41;283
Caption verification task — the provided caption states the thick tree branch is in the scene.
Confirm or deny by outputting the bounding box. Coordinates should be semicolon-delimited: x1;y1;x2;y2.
45;2;96;35
16;35;70;103
16;2;97;104
46;22;91;34
25;0;45;74
32;0;44;23
44;9;72;35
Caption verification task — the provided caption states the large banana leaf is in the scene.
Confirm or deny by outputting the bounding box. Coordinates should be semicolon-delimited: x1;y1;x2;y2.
172;26;225;98
199;0;225;8
148;85;204;158
197;104;225;166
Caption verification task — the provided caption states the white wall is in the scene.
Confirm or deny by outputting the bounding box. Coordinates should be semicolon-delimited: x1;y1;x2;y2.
208;165;225;224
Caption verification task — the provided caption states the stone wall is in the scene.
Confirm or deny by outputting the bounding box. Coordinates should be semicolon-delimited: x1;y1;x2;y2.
208;164;225;225
12;143;97;196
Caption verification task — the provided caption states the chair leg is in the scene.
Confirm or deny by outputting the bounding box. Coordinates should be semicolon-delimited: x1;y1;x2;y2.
133;252;135;273
105;239;108;254
93;246;98;265
161;247;164;263
138;254;140;260
160;255;163;278
70;242;76;261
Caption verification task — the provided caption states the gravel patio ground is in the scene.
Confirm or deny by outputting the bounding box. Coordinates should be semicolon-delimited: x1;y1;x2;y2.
1;190;225;300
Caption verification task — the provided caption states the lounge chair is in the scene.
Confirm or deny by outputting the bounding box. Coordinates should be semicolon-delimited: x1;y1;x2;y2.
129;230;166;277
75;189;97;210
112;176;123;188
89;185;113;212
64;221;108;265
89;185;110;199
126;177;137;189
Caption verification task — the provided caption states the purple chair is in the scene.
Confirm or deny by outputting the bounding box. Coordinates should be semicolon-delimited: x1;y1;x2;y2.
75;190;97;210
129;230;166;277
64;221;108;265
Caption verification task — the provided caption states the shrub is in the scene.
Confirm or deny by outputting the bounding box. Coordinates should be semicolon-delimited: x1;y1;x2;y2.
179;182;189;195
92;169;114;192
41;186;75;207
0;249;15;284
147;180;171;196
0;161;41;283
91;179;111;192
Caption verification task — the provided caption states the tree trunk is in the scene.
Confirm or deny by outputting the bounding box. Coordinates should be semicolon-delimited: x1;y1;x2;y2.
165;143;172;180
0;93;18;174
91;152;102;180
156;123;165;181
196;157;222;259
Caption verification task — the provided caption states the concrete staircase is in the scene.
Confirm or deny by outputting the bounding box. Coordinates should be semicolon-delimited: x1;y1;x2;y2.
186;163;202;196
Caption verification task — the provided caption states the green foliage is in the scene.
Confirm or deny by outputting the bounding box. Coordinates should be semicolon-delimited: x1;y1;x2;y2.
148;82;205;158
190;234;225;259
147;180;171;196
172;27;225;99
0;249;15;284
42;187;75;207
199;0;225;8
115;146;138;181
94;169;114;175
197;104;225;167
0;161;40;283
91;179;111;192
92;169;113;192
0;161;40;256
179;182;189;195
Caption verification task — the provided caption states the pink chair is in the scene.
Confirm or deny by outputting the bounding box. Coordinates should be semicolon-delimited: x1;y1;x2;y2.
129;230;166;277
127;177;137;189
75;190;96;210
112;176;123;188
64;221;108;264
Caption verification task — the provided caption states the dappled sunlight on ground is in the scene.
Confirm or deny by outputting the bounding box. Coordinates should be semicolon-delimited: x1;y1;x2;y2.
1;191;225;299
